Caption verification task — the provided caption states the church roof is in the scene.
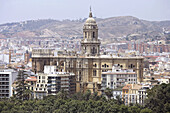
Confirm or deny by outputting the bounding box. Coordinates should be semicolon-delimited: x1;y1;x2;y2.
85;7;96;25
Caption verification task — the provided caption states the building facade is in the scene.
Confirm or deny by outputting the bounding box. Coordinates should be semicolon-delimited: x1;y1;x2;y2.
33;66;76;99
101;65;137;98
101;65;137;89
0;69;18;98
32;10;144;94
47;72;76;95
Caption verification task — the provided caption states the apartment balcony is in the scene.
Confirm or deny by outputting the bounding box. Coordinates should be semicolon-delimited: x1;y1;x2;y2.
51;89;56;91
117;81;126;83
0;84;9;86
61;85;69;88
51;82;56;84
117;77;127;79
61;78;69;80
0;92;9;94
61;82;69;84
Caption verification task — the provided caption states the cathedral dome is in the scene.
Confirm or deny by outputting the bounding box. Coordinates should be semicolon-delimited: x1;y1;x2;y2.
85;17;96;24
84;9;96;25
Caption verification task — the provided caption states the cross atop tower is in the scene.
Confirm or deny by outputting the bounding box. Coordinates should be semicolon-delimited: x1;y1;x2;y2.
89;6;93;17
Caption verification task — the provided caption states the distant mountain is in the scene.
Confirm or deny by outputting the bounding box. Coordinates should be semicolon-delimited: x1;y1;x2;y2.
0;16;170;40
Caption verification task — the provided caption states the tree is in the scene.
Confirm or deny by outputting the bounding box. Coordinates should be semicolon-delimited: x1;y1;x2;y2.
15;70;31;100
128;106;141;113
145;83;170;113
115;95;124;105
56;89;69;99
104;88;113;99
83;90;91;100
140;108;152;113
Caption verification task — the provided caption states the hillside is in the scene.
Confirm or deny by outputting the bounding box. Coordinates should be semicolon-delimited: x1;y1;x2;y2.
0;16;170;40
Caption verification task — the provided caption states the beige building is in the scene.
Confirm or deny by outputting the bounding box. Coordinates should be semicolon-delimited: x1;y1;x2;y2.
32;10;144;94
25;76;37;98
122;84;150;106
122;84;142;105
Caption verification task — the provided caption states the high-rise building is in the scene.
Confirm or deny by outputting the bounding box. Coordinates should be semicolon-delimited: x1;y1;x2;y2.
47;72;76;95
0;69;17;98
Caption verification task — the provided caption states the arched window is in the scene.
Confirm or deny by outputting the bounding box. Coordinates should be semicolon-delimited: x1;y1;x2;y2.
92;47;96;54
93;70;97;76
85;32;87;38
79;62;81;68
93;47;95;54
93;32;95;38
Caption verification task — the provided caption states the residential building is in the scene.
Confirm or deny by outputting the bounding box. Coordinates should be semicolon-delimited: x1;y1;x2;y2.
25;76;37;98
34;65;76;98
101;65;137;94
0;69;18;98
47;72;76;95
138;85;150;106
122;84;142;105
112;87;123;99
35;73;48;99
101;65;137;99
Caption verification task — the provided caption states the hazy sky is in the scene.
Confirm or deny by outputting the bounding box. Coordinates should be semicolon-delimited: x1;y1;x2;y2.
0;0;170;24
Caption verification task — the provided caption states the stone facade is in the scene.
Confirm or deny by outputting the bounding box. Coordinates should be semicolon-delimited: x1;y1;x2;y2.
32;10;144;94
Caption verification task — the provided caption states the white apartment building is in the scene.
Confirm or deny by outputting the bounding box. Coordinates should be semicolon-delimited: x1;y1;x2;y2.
35;65;76;99
138;85;150;106
0;69;18;98
101;65;137;97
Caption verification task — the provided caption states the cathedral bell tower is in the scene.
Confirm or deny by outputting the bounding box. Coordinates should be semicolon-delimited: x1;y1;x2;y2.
81;8;101;56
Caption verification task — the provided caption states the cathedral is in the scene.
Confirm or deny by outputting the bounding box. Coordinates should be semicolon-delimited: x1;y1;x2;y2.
32;10;144;94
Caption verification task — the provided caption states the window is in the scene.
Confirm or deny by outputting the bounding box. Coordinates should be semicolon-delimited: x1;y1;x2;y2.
93;63;97;67
61;62;64;66
93;32;95;38
102;74;106;77
85;32;87;38
92;47;96;54
93;70;97;76
79;62;81;68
